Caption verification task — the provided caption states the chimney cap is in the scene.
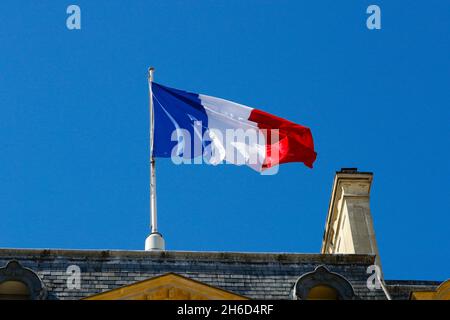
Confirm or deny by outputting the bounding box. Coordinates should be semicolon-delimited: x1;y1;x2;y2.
339;168;358;173
336;168;373;176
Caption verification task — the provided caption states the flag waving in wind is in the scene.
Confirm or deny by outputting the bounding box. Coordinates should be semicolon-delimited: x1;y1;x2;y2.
151;82;317;172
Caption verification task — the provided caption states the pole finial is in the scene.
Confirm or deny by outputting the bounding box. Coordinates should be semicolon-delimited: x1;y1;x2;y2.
148;67;155;80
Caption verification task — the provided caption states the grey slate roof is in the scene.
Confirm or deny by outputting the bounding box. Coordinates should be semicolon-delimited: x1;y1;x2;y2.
385;280;441;300
0;248;434;300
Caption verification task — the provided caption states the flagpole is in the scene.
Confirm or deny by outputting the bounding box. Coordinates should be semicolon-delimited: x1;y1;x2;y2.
148;67;158;233
145;67;165;251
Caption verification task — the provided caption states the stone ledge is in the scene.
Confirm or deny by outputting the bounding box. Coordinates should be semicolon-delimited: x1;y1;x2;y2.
0;248;376;265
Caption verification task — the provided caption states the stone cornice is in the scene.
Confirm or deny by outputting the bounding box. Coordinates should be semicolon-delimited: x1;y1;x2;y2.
0;248;376;265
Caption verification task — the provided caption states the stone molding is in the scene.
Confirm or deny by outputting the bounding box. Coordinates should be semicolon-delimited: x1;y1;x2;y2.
0;260;47;300
293;265;355;300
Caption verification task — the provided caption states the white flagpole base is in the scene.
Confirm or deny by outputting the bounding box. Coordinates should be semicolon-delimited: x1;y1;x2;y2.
145;232;165;251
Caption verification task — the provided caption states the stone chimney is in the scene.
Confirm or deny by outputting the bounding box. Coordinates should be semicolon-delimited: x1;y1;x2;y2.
321;168;381;268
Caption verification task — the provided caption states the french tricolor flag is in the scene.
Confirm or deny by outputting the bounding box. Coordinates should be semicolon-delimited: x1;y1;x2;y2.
151;82;317;172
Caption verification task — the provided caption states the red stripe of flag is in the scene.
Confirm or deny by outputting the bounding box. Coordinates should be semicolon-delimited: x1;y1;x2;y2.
248;109;317;169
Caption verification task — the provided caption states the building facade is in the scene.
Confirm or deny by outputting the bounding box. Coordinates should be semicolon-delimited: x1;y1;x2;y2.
0;169;447;300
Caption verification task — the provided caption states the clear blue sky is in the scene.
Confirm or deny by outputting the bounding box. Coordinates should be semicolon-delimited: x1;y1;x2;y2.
0;1;448;281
